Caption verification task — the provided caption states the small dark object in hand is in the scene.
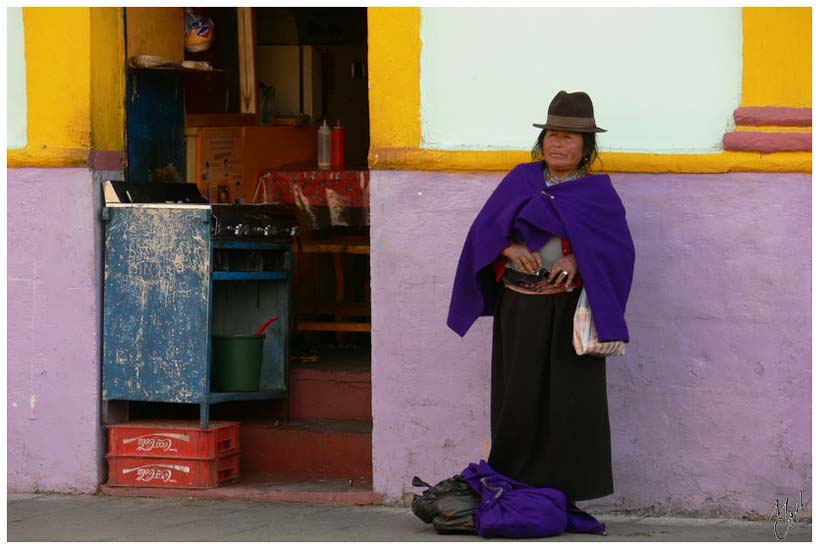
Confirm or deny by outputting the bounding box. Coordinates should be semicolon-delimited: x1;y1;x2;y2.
503;266;551;285
411;475;481;535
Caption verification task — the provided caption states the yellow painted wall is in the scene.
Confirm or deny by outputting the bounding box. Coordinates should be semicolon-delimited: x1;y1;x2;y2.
8;8;91;166
366;7;811;173
90;8;126;152
367;8;421;149
742;7;811;107
8;7;126;167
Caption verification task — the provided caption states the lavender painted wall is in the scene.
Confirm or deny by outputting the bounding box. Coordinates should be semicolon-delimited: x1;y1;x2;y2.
370;170;811;516
8;167;104;492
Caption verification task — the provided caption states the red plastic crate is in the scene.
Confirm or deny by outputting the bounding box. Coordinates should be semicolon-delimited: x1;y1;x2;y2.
107;420;239;459
106;452;240;489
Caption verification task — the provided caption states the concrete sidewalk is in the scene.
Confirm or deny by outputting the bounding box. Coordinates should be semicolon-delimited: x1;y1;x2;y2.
7;493;812;542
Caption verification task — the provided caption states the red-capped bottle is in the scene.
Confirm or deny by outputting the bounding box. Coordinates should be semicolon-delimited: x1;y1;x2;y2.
331;120;345;169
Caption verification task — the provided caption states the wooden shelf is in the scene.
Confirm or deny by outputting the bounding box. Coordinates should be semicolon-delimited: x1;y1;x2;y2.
186;113;258;128
296;321;371;333
300;242;370;255
298;302;370;316
127;64;228;74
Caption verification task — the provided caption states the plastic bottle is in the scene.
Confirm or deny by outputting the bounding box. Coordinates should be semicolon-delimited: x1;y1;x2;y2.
331;120;345;170
318;119;331;170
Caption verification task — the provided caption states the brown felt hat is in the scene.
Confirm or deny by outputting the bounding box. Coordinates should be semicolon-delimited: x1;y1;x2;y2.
532;90;606;133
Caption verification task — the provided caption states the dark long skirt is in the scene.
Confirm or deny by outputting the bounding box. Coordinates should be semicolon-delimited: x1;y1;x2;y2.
487;286;614;501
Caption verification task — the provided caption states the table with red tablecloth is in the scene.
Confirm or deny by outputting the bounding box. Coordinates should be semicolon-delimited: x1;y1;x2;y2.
254;167;371;335
253;168;369;230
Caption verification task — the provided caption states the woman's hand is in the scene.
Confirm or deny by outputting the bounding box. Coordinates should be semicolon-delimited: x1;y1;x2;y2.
547;253;578;288
502;242;542;273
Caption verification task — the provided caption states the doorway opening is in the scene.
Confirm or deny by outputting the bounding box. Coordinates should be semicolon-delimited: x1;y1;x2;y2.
116;6;374;502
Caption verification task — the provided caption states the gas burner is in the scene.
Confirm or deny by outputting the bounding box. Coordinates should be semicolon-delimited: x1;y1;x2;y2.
103;181;300;242
210;204;299;242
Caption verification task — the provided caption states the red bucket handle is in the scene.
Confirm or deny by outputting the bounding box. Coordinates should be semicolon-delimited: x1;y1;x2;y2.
255;315;280;336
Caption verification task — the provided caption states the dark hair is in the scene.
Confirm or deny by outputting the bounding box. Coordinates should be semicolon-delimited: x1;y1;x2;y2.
531;128;600;173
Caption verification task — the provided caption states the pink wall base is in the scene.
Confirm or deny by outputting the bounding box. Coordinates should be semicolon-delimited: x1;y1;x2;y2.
6;165;811;517
8;167;104;492
370;170;811;516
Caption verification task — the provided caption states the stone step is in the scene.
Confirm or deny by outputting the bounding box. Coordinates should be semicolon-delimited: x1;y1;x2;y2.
239;419;372;479
288;364;371;421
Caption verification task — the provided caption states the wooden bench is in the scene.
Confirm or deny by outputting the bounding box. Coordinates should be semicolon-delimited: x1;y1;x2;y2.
294;238;371;334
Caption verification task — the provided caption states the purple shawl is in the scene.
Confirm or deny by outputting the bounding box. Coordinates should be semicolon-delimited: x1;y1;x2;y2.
446;161;635;342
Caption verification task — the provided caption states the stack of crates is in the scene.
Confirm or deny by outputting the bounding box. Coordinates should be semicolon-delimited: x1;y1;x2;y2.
106;420;241;489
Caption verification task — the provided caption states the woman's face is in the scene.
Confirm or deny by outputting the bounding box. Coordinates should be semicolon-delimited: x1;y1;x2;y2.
543;130;585;175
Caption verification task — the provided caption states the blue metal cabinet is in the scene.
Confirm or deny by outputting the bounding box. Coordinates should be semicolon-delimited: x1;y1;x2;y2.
102;205;291;428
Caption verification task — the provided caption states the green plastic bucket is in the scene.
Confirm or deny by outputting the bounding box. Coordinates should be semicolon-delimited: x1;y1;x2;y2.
211;335;263;392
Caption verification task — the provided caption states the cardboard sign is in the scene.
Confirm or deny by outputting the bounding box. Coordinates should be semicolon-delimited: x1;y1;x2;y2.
195;127;244;203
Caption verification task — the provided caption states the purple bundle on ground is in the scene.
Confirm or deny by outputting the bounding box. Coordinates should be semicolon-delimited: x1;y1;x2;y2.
461;460;607;539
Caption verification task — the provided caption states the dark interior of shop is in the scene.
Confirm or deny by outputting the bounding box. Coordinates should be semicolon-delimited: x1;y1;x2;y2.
110;8;374;491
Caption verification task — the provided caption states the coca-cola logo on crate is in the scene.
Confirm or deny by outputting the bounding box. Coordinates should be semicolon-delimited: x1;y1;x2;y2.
121;432;190;453
122;463;191;484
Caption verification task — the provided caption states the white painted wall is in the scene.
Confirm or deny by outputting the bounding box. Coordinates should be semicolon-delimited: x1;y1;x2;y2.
8;7;27;149
420;8;742;153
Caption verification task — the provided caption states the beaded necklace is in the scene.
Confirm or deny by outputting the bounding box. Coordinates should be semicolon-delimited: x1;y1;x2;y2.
543;162;586;185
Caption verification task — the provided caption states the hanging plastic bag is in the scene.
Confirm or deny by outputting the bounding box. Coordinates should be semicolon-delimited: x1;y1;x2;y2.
185;8;215;53
410;474;481;535
573;287;626;357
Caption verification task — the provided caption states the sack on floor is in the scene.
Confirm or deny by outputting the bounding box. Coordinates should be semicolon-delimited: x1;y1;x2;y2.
461;461;567;538
410;474;481;534
461;460;608;539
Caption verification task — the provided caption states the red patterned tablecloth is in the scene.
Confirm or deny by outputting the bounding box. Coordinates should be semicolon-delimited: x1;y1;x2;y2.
254;168;369;229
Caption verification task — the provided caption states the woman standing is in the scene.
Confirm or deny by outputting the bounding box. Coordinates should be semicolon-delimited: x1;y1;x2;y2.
447;91;635;508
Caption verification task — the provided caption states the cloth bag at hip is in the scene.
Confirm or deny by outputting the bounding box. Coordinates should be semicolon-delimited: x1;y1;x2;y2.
573;287;626;357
